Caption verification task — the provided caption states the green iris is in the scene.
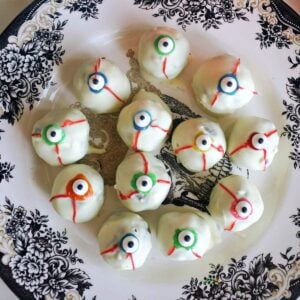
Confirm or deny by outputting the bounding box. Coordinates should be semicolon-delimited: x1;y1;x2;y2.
173;228;198;250
154;34;176;56
130;172;157;194
42;124;65;145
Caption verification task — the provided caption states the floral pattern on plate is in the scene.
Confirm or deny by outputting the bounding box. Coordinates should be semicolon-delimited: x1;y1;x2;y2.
0;198;93;299
133;0;300;48
282;50;300;169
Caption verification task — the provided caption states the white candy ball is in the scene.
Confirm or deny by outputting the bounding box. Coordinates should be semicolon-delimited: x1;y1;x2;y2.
98;212;152;270
208;175;264;232
50;164;104;223
117;90;172;152
31;108;89;166
73;57;131;114
228;116;279;171
172;118;226;172
138;27;190;80
115;152;171;212
157;212;220;261
192;54;256;114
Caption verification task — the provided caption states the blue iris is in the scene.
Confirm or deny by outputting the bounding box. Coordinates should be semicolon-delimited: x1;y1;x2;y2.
217;73;239;95
88;72;108;93
133;110;152;131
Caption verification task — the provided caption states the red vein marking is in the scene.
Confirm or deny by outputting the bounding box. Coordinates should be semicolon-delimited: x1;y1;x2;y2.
210;91;220;107
230;140;267;171
219;183;238;202
127;253;135;270
137;151;149;174
54;144;63;165
230;132;258;155
157;179;171;184
238;86;258;95
162;57;168;79
100;244;119;255
224;221;236;231
265;129;277;137
202;152;206;171
118;191;138;201
133;131;141;151
167;246;176;256
71;198;77;223
192;251;202;259
211;144;225;155
229;142;250;156
232;58;240;75
229;130;276;170
49;194;69;202
262;148;267;171
104;86;126;105
61;119;86;128
174;145;193;155
150;123;170;133
94;58;101;79
31;133;41;137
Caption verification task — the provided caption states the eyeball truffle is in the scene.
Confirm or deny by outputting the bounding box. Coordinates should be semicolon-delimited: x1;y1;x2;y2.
208;175;264;232
31;108;89;166
228;116;279;171
115;152;171;212
192;54;257;114
172;118;226;172
98;212;152;270
157;212;220;261
117;90;172;152
138;26;190;80
49;164;104;223
73;57;131;113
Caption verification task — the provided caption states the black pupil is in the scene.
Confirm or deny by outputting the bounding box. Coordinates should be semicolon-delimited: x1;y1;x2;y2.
50;131;56;137
140;115;145;121
241;206;248;213
226;80;233;87
77;184;83;190
202;139;207;145
128;241;134;248
93;78;99;85
163;41;169;47
142;180;148;187
258;138;264;144
184;235;191;242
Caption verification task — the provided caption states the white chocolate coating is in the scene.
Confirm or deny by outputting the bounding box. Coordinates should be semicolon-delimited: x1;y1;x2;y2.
228;116;279;171
157;212;220;261
115;152;171;212
138;26;190;80
50;164;104;223
73;57;131;114
172;118;226;172
117;90;172;152
32;108;89;166
98;212;152;270
192;54;256;114
208;175;264;232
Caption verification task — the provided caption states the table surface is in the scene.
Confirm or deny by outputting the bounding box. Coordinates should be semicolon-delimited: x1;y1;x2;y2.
0;0;299;299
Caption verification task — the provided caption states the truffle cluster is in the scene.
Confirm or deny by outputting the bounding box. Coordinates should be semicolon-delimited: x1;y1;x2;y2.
31;26;279;270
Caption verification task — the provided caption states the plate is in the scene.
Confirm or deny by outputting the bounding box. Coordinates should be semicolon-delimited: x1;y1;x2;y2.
0;1;299;299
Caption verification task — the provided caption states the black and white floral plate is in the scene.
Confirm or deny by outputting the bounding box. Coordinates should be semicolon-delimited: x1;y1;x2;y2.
0;1;299;299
